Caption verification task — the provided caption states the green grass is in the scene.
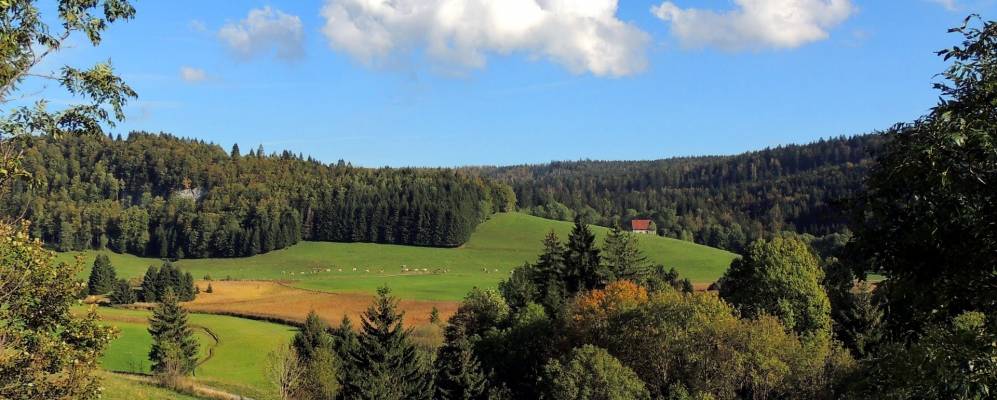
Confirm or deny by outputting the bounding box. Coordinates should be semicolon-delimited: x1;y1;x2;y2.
60;213;737;300
99;371;202;400
94;307;296;400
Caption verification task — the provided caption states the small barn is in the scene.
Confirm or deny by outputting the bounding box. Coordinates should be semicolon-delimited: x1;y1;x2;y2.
630;219;654;234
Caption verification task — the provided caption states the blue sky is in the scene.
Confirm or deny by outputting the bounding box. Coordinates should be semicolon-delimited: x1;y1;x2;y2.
23;0;997;167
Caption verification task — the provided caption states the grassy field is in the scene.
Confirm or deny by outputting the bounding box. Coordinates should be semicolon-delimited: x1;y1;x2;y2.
60;213;738;300
99;371;202;400
93;307;296;400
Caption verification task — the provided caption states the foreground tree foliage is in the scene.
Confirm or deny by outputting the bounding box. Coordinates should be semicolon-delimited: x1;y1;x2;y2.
0;0;135;398
339;287;432;400
719;237;832;337
0;224;116;399
291;311;340;400
148;288;199;377
543;344;650;400
847;15;997;338
848;311;997;399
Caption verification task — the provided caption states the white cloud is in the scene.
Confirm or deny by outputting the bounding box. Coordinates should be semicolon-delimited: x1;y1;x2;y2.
189;19;208;33
179;66;207;83
929;0;959;11
652;0;855;51
319;0;650;77
219;7;304;61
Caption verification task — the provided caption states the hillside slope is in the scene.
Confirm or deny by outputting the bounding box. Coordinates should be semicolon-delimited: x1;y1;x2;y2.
470;134;885;253
60;213;736;300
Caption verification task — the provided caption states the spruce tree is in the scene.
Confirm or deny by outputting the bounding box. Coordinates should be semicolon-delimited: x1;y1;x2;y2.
110;279;136;304
434;325;487;400
602;225;651;284
294;311;333;361
293;311;340;399
87;254;116;295
340;287;432;400
563;218;604;294
148;288;199;376
141;265;159;302
180;271;195;301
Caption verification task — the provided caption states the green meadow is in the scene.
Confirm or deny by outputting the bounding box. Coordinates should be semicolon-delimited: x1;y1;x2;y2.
61;213;737;300
94;307;296;400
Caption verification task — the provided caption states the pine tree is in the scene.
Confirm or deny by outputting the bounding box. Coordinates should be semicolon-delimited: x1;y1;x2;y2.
205;283;213;293
602;225;651;284
110;279;137;304
434;325;487;400
141;265;159;302
230;143;241;158
148;288;199;376
563;218;603;294
87;254;116;295
340;287;433;400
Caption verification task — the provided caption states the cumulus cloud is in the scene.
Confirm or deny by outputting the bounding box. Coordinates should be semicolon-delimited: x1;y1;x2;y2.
179;66;207;83
219;7;304;61
652;0;855;51
319;0;650;77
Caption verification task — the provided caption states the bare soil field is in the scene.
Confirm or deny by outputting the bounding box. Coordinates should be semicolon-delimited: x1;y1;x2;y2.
184;280;459;327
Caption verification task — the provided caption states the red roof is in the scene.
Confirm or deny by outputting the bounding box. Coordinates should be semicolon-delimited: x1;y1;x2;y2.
631;219;652;231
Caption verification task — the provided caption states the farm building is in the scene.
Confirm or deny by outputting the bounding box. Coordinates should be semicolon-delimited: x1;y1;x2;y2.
630;219;655;234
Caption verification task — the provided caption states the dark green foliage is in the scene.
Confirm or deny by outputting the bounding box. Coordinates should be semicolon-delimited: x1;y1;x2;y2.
542;345;651;400
471;134;884;253
141;265;158;302
475;303;560;399
86;254;116;294
294;311;333;362
2;133;515;258
109;279;136;304
339;287;432;400
846;16;997;338
848;312;997;399
434;325;488;400
139;263;196;302
293;311;340;400
562;218;604;294
148;288;199;375
718;237;831;336
601;225;651;283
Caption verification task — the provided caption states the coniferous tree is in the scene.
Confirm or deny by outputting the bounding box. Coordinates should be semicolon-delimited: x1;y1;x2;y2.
205;283;213;293
434;325;487;400
141;265;159;302
340;287;432;400
293;311;340;400
110;279;136;304
230;143;240;158
87;254;116;295
602;225;651;284
563;218;604;294
180;271;195;301
148;288;199;376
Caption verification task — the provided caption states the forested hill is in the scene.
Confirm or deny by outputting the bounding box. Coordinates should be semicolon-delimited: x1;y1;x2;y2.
3;132;515;258
468;134;886;253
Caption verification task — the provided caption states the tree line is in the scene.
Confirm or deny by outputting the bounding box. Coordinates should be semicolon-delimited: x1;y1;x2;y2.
1;133;515;258
468;134;884;254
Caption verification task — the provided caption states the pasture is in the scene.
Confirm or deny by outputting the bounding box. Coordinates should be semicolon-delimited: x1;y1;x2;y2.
60;213;738;300
93;307;296;400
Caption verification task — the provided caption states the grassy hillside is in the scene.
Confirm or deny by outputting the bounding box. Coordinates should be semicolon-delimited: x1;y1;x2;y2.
60;213;737;300
99;372;202;400
94;307;296;400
